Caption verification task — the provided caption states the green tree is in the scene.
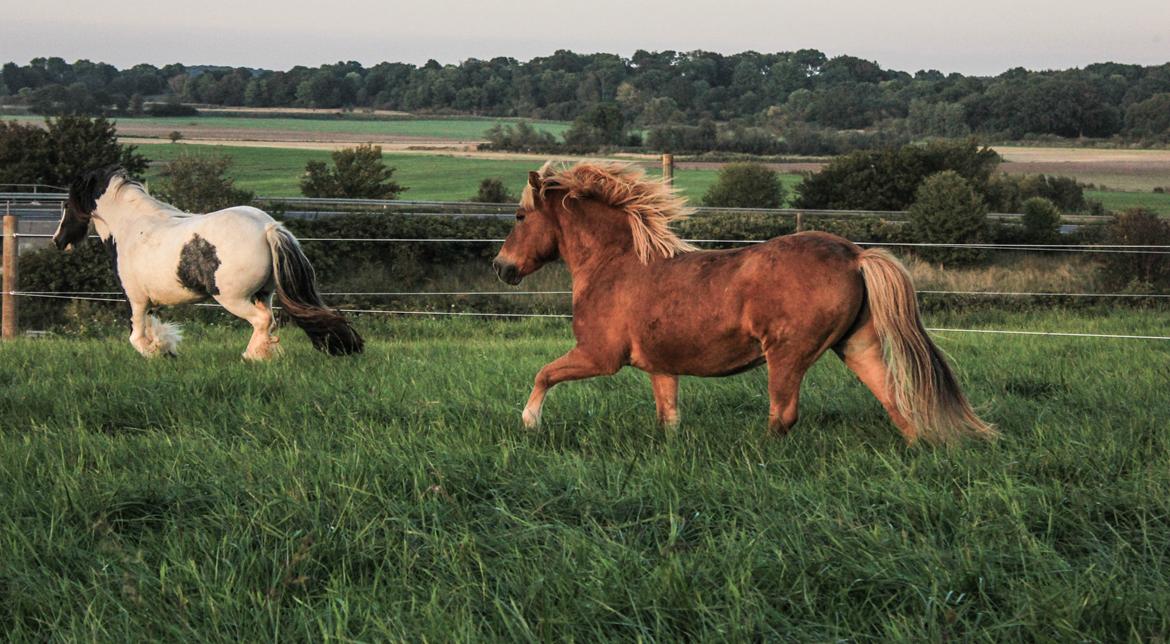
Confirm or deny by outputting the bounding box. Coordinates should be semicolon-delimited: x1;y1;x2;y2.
45;116;148;186
152;154;254;213
702;163;787;209
0;116;147;187
907;171;989;265
300;144;405;199
472;178;515;203
794;140;999;211
1020;197;1062;243
563;103;626;151
1099;209;1170;292
907;99;971;138
482;122;559;152
1124;93;1170;141
0;120;50;185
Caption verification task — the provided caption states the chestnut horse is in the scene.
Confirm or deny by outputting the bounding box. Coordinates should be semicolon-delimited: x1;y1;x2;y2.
492;162;995;444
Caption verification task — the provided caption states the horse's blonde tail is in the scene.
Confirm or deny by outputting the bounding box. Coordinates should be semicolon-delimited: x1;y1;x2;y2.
264;223;364;356
145;315;183;356
858;248;996;444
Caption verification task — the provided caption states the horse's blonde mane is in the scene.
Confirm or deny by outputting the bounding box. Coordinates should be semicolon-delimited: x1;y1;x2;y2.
521;161;696;263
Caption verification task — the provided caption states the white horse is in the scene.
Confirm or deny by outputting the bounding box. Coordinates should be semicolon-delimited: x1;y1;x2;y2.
52;166;363;359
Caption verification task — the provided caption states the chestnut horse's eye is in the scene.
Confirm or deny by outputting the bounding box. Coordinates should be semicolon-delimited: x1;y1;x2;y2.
515;209;526;222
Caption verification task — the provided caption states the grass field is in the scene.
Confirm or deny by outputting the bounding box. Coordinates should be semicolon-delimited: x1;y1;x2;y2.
137;143;801;203
132;142;1164;212
1087;189;1170;216
5;114;569;141
2;310;1169;639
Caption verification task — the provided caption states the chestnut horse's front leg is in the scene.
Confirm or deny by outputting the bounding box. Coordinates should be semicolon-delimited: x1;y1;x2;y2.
523;347;617;429
650;374;680;429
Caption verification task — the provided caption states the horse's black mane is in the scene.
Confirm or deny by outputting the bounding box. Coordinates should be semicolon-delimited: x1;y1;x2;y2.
68;165;139;216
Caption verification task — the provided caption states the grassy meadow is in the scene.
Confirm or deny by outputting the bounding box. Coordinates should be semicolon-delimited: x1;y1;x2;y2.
2;310;1169;640
137;142;757;203
129;140;1165;212
1086;189;1170;216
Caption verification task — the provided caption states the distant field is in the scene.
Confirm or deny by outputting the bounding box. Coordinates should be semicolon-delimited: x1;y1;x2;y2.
5;113;569;143
140;142;1166;213
1087;189;1170;215
139;142;761;203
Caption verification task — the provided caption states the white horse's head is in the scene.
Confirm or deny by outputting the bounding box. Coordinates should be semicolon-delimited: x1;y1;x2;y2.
53;166;126;251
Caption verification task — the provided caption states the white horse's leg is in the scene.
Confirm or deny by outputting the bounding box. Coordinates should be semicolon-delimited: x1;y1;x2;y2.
127;299;155;357
216;294;278;361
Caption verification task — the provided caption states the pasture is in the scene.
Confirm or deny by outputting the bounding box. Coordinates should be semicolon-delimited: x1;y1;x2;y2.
137;143;763;202
2;310;1169;640
130;141;1169;213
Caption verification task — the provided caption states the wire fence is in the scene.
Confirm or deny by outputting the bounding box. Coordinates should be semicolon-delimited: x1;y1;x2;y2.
7;230;1170;342
13;231;1170;255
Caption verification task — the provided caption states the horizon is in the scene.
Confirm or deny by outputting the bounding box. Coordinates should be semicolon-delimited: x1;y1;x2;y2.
5;48;1169;80
3;0;1168;77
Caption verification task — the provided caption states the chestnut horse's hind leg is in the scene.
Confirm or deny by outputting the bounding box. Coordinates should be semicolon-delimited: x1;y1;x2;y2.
650;374;680;429
523;347;617;429
216;293;279;361
764;347;810;436
834;321;917;444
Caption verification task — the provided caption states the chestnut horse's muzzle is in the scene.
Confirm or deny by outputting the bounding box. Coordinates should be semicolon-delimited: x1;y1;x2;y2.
492;257;522;285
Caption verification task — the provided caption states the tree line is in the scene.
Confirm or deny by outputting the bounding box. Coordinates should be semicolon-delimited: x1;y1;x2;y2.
3;52;1170;150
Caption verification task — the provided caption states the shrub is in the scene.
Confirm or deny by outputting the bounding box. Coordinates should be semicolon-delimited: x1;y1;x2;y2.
702;163;786;209
907;171;989;265
481;121;560;153
17;240;122;330
1020;197;1062;243
1099;209;1170;292
300;144;405;199
473;178;516;204
793;139;999;211
0;116;147;187
146;101;199;117
152;154;254;212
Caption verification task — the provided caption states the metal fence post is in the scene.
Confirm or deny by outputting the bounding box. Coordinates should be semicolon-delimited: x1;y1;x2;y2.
2;209;17;339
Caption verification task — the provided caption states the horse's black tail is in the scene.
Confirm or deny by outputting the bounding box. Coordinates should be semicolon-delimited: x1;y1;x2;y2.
265;223;364;356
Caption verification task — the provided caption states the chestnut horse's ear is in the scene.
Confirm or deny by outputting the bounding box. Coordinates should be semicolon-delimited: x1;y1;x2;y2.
528;171;542;191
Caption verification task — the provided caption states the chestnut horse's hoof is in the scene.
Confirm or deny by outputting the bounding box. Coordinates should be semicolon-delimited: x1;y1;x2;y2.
522;407;542;430
767;424;792;437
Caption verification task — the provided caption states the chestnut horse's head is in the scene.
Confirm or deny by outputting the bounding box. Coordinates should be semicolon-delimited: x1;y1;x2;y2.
493;170;560;285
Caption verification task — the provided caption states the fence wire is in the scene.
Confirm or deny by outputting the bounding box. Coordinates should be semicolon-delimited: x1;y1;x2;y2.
10;291;1170;342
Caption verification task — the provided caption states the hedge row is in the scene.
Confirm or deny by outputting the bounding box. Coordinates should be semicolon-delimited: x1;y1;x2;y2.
12;211;1152;332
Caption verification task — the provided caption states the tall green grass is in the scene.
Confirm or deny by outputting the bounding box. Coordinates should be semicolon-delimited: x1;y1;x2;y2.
1;312;1168;639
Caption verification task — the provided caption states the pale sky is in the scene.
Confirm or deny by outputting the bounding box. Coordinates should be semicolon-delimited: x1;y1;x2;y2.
2;0;1168;76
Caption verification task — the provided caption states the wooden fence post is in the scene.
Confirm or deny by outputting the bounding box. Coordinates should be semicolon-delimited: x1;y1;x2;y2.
795;211;804;232
661;153;674;185
2;211;17;339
